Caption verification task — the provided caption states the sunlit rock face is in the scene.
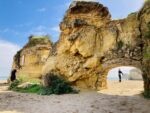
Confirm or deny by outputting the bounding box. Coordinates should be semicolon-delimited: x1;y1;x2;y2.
13;1;150;90
12;36;52;79
43;1;112;89
43;1;150;90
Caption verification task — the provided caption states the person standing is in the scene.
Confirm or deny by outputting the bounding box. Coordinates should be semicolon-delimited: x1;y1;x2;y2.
118;69;123;82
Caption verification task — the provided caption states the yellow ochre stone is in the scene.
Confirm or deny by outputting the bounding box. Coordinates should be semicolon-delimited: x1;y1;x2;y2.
12;1;150;90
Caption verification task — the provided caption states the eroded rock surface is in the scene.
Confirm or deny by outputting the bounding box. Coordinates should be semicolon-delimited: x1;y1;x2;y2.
12;36;52;79
13;1;150;90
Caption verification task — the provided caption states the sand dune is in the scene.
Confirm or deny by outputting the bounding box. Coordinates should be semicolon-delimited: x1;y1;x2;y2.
0;80;150;113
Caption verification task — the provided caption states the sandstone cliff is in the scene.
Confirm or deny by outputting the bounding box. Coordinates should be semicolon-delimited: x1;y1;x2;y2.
13;1;150;90
139;0;150;93
12;36;52;79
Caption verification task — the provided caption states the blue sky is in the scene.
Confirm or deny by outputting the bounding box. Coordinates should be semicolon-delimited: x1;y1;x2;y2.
0;0;144;78
0;0;70;45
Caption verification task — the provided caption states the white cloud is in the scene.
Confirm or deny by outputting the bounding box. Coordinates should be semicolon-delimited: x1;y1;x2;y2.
15;23;33;28
0;28;20;35
34;26;46;31
0;39;20;79
51;26;60;32
27;25;60;36
37;8;47;12
28;25;49;35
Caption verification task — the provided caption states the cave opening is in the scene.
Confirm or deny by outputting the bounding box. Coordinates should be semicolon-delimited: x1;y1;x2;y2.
104;66;144;95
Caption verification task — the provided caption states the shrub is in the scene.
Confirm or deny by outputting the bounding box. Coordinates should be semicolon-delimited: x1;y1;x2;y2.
18;75;41;84
145;32;150;40
16;84;42;93
9;80;42;94
9;80;20;90
38;87;53;95
144;46;150;59
41;74;78;95
144;22;150;39
143;90;150;99
9;74;78;95
117;40;124;50
25;35;52;48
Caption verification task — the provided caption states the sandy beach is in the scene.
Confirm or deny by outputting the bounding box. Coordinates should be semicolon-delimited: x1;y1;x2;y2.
0;80;150;113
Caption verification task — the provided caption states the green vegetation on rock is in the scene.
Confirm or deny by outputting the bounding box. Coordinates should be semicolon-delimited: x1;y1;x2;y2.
18;75;41;84
143;22;150;98
41;73;78;95
9;80;20;90
144;22;150;40
25;35;52;48
9;75;78;95
9;81;42;94
117;40;124;50
144;46;150;59
143;90;150;99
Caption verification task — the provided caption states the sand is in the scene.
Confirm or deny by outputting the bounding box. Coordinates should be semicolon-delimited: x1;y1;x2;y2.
0;80;150;113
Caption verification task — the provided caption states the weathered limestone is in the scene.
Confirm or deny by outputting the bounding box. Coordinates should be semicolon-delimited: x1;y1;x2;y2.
12;36;52;79
139;1;150;94
43;1;149;90
13;1;150;91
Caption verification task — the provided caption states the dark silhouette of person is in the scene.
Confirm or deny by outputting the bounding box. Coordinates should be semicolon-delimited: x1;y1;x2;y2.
10;69;17;82
118;69;123;82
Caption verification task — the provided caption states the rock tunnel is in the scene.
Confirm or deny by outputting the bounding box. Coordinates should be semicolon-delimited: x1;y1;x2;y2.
97;62;143;90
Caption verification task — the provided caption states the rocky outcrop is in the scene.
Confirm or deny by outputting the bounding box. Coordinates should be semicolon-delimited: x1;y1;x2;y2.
12;36;52;79
139;0;150;94
43;1;113;89
42;1;149;90
13;1;150;91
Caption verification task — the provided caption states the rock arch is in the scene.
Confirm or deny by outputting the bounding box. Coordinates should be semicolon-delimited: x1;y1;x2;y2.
12;1;150;95
42;1;150;91
97;62;143;89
